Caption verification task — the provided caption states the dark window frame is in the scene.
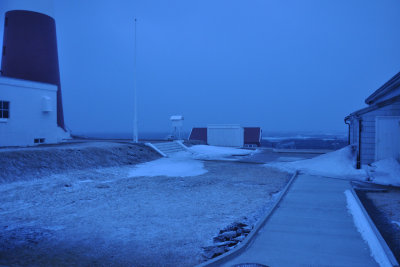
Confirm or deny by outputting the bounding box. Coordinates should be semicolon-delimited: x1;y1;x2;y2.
0;100;10;119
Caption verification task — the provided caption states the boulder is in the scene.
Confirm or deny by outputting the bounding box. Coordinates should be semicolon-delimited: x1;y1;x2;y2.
213;231;237;242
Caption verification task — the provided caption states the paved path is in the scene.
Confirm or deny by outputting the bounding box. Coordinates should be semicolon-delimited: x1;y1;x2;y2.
220;174;378;267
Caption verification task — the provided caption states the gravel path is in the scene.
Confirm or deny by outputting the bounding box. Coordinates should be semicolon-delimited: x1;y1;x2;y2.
0;152;291;266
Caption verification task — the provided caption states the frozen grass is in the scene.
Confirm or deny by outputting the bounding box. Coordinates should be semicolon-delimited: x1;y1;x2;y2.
0;145;290;266
0;142;160;183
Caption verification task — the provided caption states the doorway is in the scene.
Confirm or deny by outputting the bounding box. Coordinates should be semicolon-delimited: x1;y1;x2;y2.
375;116;400;161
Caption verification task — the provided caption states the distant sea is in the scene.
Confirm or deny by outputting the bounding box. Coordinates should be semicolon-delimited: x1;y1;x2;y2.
72;131;347;150
71;132;187;141
261;132;347;150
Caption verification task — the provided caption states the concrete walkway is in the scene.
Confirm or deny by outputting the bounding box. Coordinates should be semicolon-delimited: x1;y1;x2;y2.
219;174;378;267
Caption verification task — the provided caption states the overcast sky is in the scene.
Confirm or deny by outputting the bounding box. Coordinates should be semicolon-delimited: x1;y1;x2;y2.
2;0;400;135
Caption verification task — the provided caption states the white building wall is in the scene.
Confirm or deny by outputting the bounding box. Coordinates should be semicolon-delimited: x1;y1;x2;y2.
207;125;244;147
359;101;400;164
349;100;400;165
0;77;59;147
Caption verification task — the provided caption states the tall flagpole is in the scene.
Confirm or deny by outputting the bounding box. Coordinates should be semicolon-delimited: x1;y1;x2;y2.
133;18;139;143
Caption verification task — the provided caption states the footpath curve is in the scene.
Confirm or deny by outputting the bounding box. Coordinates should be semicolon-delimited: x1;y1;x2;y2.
199;173;397;267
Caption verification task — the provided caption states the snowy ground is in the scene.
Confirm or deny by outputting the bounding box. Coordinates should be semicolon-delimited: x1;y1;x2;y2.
129;152;208;177
0;143;291;266
188;145;255;160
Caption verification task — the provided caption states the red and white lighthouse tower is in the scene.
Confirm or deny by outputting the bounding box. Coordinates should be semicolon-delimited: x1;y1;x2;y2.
0;0;66;130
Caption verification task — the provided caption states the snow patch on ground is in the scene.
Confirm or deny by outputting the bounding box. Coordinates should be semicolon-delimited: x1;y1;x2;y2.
129;145;255;177
129;152;208;177
368;158;400;187
265;146;367;179
276;156;305;162
188;145;255;160
344;190;392;267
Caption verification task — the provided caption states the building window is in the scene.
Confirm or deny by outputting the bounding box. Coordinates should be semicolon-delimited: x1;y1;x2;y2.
0;101;10;119
34;138;46;144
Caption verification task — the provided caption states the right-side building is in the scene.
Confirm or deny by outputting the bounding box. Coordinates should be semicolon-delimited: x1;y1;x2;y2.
345;71;400;168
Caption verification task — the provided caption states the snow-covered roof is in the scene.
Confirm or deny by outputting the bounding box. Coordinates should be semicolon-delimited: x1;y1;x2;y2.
365;71;400;105
346;70;400;119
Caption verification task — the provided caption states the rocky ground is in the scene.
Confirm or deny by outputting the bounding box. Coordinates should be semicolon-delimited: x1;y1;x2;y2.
0;143;292;266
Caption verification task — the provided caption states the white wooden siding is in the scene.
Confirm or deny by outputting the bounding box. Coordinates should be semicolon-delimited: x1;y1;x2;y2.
375;116;400;161
349;101;400;165
207;125;244;147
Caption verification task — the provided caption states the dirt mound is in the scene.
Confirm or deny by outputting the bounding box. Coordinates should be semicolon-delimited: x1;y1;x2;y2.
0;142;160;183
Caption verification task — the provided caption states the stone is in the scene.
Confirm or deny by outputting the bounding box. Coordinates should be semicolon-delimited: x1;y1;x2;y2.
221;222;249;233
236;228;244;235
203;246;225;259
213;235;225;242
234;235;246;242
213;231;237;242
242;226;253;233
214;240;237;247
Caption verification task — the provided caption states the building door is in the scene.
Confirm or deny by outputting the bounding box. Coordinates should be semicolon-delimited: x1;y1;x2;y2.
375;116;400;161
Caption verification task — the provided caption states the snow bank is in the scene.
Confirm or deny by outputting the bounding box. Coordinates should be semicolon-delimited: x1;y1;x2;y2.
344;190;392;267
129;145;256;177
368;158;400;187
129;152;207;177
188;145;254;160
265;146;367;180
265;146;400;186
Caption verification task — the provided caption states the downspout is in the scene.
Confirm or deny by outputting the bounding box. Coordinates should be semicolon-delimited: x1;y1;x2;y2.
357;118;362;169
344;118;350;145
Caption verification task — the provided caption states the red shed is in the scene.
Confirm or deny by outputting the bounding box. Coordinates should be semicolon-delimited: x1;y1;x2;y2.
189;127;261;147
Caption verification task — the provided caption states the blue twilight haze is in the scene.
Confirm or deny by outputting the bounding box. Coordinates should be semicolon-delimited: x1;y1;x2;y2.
1;0;400;136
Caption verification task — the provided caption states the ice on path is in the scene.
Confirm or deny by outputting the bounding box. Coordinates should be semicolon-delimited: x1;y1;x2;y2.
188;145;255;160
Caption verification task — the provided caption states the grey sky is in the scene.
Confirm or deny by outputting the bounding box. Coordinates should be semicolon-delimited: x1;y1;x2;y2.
2;0;400;135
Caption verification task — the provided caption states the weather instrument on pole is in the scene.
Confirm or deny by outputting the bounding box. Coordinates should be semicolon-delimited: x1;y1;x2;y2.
170;115;184;140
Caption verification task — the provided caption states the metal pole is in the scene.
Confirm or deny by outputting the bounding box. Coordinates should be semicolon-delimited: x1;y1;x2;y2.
357;118;362;169
133;18;138;143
